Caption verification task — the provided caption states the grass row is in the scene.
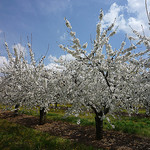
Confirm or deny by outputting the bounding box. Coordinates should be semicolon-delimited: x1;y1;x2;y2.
19;107;150;138
0;119;101;150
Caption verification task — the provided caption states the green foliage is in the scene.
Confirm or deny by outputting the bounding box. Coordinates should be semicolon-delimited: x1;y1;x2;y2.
0;119;100;150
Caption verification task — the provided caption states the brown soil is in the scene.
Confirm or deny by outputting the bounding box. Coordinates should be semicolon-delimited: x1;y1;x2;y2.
0;110;150;150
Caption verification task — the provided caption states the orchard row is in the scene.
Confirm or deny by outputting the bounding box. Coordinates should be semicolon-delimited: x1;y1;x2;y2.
0;10;149;140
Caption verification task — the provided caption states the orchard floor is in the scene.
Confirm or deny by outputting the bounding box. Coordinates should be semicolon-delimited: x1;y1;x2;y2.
0;110;150;150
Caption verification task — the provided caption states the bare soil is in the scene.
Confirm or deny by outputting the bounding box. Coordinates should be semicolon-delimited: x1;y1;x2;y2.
0;110;150;150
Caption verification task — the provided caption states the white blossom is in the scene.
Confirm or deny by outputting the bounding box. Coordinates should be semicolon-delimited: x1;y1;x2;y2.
64;17;72;29
82;42;88;49
70;31;76;37
99;9;104;21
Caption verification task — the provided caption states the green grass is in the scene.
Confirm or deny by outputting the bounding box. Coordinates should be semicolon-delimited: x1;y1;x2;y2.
17;107;150;138
0;119;101;150
109;116;150;137
47;112;95;126
1;104;150;138
48;112;150;137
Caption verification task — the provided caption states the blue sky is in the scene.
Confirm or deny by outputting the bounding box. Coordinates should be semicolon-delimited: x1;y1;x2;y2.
0;0;150;67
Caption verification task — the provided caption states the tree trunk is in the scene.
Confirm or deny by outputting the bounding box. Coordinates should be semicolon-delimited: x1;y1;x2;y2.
145;102;150;116
55;102;58;109
39;107;46;125
90;105;109;140
95;113;103;140
14;104;20;116
146;106;150;116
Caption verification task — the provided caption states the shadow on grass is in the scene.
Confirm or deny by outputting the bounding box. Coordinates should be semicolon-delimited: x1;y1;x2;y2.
0;119;98;150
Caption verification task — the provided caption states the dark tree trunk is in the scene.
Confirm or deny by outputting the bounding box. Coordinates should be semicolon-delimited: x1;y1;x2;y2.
39;107;46;125
14;104;20;116
95;113;103;140
55;102;58;109
90;105;110;140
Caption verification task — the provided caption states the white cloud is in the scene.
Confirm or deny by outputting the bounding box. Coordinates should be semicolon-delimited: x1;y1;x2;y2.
0;56;8;68
59;54;75;62
127;0;145;14
46;54;75;71
12;43;27;56
37;0;72;14
102;1;150;35
0;30;2;34
103;3;124;22
45;63;65;72
102;3;127;30
60;33;67;41
0;44;26;69
49;55;58;63
49;54;75;63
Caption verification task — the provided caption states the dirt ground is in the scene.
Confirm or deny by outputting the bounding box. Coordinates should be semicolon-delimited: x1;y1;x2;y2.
0;110;150;150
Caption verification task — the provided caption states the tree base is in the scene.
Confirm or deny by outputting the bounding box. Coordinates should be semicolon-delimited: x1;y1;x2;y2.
95;115;103;140
39;107;46;125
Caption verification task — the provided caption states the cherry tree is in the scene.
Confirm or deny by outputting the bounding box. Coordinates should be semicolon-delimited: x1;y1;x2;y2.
140;69;150;116
59;10;150;139
133;34;150;116
0;42;26;112
0;42;59;124
129;0;150;115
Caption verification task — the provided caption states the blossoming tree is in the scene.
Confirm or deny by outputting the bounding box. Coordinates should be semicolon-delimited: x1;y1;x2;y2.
59;10;150;139
0;42;60;124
